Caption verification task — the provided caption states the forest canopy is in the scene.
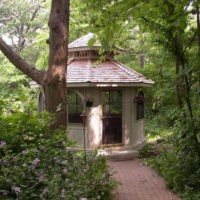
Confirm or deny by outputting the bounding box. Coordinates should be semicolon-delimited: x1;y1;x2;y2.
0;0;200;199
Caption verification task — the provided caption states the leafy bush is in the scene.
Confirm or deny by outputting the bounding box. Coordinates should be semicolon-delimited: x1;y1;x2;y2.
139;143;154;158
147;118;200;200
139;141;164;158
0;101;118;200
0;100;53;156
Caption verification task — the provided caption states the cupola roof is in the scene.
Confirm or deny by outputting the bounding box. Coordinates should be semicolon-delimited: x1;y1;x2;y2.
68;33;100;52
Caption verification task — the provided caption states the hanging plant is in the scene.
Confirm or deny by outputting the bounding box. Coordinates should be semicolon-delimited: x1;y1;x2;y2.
82;97;95;107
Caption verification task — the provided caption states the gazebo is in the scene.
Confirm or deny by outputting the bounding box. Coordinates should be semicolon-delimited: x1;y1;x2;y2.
32;33;154;157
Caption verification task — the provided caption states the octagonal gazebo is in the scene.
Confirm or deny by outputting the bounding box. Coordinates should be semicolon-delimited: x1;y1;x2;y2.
32;33;154;157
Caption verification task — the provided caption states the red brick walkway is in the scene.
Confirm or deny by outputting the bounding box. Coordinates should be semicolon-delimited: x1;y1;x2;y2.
110;159;181;200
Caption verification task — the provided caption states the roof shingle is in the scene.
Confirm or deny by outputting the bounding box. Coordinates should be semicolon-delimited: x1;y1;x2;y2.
68;33;100;50
67;59;154;85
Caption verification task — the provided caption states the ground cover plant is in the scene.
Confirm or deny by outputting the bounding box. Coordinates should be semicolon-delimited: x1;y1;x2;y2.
141;116;200;200
0;100;118;200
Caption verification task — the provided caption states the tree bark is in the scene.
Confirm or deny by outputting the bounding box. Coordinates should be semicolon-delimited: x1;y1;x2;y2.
0;0;70;129
140;34;144;68
196;5;200;87
182;65;194;120
174;34;193;120
43;0;69;129
196;5;200;53
175;59;184;110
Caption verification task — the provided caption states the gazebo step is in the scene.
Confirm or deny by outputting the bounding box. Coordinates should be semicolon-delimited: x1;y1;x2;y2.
98;149;139;160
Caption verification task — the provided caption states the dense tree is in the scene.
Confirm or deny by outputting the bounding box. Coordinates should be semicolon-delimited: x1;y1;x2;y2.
81;1;200;197
0;0;70;128
0;0;48;58
84;0;200;119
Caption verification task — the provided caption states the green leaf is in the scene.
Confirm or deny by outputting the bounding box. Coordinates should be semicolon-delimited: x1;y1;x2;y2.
172;30;177;38
112;23;121;33
88;37;97;48
162;5;169;13
168;0;175;5
175;4;183;13
179;19;187;30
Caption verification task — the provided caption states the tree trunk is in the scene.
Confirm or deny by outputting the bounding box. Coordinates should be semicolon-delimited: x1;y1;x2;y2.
159;64;163;77
43;0;70;129
175;59;184;110
0;37;45;84
197;5;200;53
196;5;200;87
0;0;70;129
174;34;193;120
140;34;144;68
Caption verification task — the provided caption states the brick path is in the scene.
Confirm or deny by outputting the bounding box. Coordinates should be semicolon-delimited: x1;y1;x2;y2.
109;159;181;200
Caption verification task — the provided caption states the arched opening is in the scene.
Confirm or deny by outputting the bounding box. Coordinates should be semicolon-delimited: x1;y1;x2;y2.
135;91;145;120
68;90;84;123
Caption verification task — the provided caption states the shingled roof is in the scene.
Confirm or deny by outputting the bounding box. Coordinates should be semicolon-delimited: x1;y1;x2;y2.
30;33;154;88
67;59;154;87
68;33;100;51
66;33;154;87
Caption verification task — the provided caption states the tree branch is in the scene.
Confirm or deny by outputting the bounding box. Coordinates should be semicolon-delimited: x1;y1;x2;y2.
0;37;45;85
26;7;41;34
183;30;197;54
0;3;39;23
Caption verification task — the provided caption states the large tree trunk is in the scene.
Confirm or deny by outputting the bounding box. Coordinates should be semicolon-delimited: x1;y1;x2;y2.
43;0;69;129
0;0;70;129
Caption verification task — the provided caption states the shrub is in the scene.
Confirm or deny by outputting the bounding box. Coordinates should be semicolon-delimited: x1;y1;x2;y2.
0;110;53;156
0;138;117;199
0;101;118;200
147;117;200;200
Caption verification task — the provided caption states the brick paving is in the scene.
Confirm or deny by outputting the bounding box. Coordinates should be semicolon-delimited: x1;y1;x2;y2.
109;159;181;200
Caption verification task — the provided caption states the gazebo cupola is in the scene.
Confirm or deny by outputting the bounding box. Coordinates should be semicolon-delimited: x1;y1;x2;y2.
68;33;115;60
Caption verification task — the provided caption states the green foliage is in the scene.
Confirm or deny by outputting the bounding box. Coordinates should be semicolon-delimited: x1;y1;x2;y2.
116;50;178;121
139;143;154;158
145;116;174;140
0;101;118;200
0;0;91;113
69;0;90;43
0;0;48;64
147;117;200;200
1;1;200;199
0;53;38;112
0;106;52;155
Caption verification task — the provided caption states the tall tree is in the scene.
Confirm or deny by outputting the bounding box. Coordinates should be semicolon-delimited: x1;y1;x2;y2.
0;0;70;129
84;0;199;120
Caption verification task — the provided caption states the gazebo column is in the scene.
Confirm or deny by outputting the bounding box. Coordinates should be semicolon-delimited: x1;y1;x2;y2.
132;88;146;149
86;88;101;149
123;88;133;146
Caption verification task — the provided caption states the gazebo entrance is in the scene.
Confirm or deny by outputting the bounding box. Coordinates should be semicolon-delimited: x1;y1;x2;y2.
102;90;122;145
